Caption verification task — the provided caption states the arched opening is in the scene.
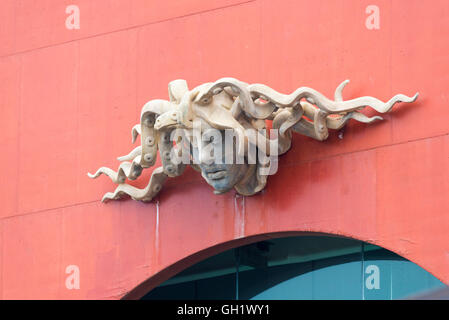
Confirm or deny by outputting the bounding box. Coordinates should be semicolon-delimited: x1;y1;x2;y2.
140;235;446;300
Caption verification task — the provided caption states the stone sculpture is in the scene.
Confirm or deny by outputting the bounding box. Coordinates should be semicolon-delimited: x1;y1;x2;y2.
88;78;418;202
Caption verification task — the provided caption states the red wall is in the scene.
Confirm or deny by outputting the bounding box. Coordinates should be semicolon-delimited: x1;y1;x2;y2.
0;0;448;299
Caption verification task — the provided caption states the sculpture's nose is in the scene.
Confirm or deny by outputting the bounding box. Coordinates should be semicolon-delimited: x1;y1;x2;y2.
198;144;215;165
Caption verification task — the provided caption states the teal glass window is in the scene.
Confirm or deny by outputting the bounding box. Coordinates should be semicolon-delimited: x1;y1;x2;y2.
142;236;446;300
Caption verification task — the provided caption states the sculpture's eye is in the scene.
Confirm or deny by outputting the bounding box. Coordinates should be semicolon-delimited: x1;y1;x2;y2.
197;93;213;105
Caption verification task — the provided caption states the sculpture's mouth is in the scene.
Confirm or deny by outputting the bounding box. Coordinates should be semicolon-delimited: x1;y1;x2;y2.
207;170;227;180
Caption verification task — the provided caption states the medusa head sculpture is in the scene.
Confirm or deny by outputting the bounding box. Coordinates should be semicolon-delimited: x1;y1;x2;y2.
88;78;418;202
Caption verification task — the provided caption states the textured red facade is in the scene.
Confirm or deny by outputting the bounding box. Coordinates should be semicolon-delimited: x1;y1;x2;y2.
0;0;448;299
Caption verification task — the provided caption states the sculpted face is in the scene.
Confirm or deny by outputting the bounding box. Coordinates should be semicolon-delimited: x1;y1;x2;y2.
192;129;249;193
88;77;418;203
